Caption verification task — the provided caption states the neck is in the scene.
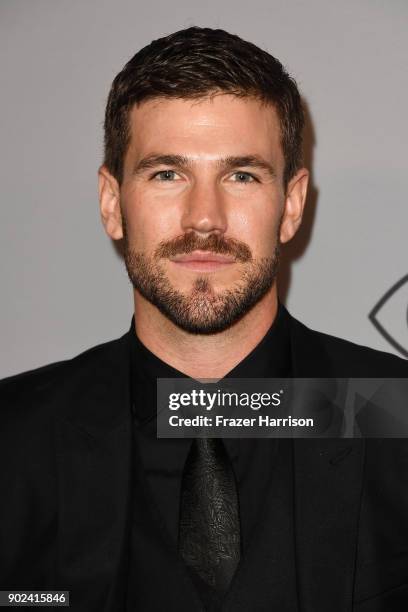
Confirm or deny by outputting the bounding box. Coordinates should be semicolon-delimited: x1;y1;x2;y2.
132;288;279;379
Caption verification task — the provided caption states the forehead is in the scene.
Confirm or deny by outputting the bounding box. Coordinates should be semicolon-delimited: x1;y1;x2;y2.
125;94;283;168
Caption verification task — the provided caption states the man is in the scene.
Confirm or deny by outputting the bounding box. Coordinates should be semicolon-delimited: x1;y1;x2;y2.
1;26;407;612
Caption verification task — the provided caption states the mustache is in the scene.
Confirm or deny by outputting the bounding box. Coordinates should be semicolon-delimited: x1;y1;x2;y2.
154;232;253;263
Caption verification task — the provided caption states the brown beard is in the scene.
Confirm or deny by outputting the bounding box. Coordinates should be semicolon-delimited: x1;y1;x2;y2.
122;221;281;335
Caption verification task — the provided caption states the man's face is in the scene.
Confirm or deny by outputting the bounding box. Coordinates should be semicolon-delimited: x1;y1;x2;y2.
107;94;303;334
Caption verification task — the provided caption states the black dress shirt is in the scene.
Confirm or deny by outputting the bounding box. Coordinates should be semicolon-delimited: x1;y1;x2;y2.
127;301;292;609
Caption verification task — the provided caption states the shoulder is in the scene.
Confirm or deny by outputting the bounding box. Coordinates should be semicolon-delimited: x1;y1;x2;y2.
0;330;130;508
289;313;408;377
0;332;128;423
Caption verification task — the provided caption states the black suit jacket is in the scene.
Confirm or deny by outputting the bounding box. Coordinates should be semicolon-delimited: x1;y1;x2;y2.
1;310;408;611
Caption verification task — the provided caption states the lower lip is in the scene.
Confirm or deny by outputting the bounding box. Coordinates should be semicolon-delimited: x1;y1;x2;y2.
171;260;235;272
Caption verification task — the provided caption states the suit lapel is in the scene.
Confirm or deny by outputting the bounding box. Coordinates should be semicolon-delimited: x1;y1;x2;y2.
223;312;365;612
290;315;365;612
54;332;133;612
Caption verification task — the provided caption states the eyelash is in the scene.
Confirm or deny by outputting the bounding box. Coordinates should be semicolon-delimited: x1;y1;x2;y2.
150;170;259;183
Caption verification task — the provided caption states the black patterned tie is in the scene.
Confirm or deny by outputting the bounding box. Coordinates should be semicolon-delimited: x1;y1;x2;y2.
178;437;241;595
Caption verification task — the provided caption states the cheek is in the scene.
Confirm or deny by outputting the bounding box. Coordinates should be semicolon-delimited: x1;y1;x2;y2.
122;189;181;251
231;204;281;256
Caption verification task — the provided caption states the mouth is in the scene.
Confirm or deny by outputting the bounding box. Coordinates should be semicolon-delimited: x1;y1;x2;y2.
169;250;236;272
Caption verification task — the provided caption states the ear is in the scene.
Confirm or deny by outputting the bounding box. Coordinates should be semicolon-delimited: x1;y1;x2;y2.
279;168;309;244
98;165;123;240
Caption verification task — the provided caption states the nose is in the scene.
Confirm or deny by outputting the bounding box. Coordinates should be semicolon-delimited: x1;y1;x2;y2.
180;179;228;237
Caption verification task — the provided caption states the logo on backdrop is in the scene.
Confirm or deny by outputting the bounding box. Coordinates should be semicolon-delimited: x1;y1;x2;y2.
369;275;408;358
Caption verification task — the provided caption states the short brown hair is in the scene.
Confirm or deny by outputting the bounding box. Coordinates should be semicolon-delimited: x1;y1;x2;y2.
103;26;304;188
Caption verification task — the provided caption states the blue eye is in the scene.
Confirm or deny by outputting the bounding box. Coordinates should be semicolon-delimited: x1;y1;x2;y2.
153;170;178;181
232;172;256;183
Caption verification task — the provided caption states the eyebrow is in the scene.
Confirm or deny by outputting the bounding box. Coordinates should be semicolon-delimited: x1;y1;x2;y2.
131;153;276;179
